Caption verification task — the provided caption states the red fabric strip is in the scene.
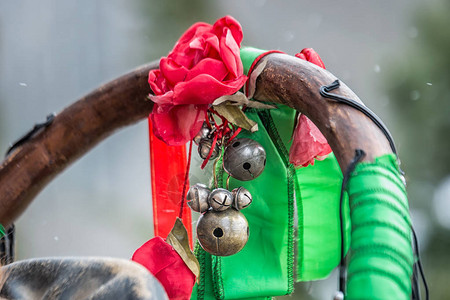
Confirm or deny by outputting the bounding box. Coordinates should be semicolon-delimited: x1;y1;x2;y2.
149;117;193;248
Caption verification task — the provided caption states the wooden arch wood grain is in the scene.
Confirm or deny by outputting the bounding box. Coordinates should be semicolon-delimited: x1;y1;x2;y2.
0;54;392;227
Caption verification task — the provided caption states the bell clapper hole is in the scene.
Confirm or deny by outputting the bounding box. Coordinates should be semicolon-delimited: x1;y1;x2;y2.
243;162;254;178
213;227;224;238
232;141;240;147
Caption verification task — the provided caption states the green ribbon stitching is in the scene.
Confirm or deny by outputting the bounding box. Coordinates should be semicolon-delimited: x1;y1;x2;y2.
257;109;295;293
194;242;206;300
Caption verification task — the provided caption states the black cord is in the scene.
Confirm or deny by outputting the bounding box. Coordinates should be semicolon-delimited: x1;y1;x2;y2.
412;225;429;300
412;261;420;300
338;149;366;294
320;80;397;155
5;113;56;156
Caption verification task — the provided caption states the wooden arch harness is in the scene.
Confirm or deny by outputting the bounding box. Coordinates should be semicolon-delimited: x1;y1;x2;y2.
0;54;415;299
0;56;390;226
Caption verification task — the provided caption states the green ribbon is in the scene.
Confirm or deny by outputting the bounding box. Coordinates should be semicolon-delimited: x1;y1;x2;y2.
294;151;351;280
346;154;413;299
0;223;5;238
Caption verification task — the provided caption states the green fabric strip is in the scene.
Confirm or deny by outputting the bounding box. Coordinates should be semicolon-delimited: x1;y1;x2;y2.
215;148;225;189
294;153;351;280
346;154;412;300
257;110;290;165
240;47;268;75
0;223;5;238
257;109;295;293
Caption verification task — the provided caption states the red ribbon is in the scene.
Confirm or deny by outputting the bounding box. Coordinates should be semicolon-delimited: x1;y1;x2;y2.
148;117;193;248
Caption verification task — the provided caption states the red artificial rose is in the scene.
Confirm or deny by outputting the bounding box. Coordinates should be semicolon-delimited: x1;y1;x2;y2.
148;16;247;146
290;48;332;167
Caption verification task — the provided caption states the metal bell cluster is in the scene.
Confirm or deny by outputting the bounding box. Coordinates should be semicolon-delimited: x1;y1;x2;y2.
190;123;267;257
186;184;253;256
186;184;252;213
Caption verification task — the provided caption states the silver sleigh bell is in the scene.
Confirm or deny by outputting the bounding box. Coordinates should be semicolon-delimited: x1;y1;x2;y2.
231;187;252;210
194;122;220;160
186;183;210;213
223;138;266;181
196;208;249;256
208;188;233;211
193;122;211;145
198;138;220;160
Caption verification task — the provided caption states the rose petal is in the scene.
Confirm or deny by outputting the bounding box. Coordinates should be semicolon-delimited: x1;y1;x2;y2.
148;69;170;95
295;48;326;69
219;28;242;77
212;16;243;45
204;35;220;55
171;22;211;54
159;58;189;87
148;90;174;106
189;37;204;50
185;58;228;82
173;74;247;106
151;104;207;146
168;24;212;69
289;114;332;167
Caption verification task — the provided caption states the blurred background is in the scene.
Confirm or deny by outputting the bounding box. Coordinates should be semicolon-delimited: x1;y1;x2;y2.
0;0;449;299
